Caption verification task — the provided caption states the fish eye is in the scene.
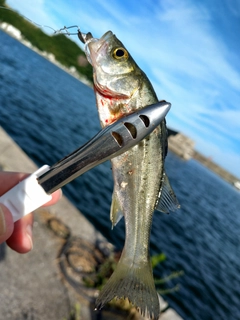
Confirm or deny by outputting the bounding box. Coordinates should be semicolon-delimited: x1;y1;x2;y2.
112;47;129;60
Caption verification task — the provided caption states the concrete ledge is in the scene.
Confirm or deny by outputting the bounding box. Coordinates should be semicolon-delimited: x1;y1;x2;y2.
0;126;105;241
0;126;106;319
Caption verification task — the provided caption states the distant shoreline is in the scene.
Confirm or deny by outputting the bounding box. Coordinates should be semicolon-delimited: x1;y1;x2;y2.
0;25;93;87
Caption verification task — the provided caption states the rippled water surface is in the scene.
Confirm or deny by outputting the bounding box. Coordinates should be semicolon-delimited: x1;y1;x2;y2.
1;31;240;320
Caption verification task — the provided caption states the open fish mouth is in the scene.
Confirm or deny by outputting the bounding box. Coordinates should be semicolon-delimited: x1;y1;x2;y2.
78;29;113;66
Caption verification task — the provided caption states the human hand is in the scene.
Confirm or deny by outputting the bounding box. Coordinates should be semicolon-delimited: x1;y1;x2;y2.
0;171;62;253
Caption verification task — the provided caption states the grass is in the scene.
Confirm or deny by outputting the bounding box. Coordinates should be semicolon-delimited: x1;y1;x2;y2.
0;0;93;82
63;303;81;320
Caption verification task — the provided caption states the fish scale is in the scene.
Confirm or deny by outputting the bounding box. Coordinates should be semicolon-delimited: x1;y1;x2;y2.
78;29;180;319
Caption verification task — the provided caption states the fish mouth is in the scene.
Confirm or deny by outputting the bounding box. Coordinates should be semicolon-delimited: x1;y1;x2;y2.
99;30;114;43
83;31;113;66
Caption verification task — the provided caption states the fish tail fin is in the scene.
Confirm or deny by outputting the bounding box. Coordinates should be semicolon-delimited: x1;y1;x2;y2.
95;258;160;319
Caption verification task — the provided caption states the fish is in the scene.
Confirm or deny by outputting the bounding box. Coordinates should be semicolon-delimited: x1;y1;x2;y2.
80;30;180;319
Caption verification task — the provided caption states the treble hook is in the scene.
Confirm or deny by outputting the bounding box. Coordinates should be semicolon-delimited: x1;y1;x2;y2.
77;28;93;44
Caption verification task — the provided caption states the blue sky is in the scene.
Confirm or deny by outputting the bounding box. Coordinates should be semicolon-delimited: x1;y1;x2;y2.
6;0;240;178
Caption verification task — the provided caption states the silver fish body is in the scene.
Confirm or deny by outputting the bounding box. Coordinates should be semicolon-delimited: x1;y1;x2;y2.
84;31;179;320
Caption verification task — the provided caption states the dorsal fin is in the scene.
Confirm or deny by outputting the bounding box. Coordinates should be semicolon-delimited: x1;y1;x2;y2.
110;191;123;229
156;172;180;214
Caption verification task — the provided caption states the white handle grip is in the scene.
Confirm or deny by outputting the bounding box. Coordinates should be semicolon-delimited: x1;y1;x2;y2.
0;165;52;222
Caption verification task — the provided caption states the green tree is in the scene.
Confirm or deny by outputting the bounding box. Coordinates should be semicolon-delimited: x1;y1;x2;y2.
0;3;93;82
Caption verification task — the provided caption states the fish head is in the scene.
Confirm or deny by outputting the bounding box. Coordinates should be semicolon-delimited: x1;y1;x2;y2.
86;31;134;75
83;31;143;126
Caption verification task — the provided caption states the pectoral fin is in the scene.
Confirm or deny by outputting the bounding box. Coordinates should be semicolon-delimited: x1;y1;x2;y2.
110;192;123;229
156;171;180;214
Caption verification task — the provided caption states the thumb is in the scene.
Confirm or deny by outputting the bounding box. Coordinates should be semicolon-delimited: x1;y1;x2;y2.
0;203;14;244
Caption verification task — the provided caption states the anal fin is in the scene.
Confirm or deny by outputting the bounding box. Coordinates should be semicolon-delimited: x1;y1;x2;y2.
156;171;180;214
110;191;123;229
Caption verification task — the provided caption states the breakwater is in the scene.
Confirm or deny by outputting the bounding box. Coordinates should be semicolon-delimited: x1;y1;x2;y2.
168;129;239;187
192;150;239;186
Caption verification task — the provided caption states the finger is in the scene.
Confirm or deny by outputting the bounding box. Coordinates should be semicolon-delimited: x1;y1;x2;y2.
4;188;61;253
6;213;33;254
43;189;62;207
0;203;14;243
0;172;28;194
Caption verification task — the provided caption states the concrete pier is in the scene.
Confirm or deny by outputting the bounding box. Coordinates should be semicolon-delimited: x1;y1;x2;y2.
0;128;183;319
